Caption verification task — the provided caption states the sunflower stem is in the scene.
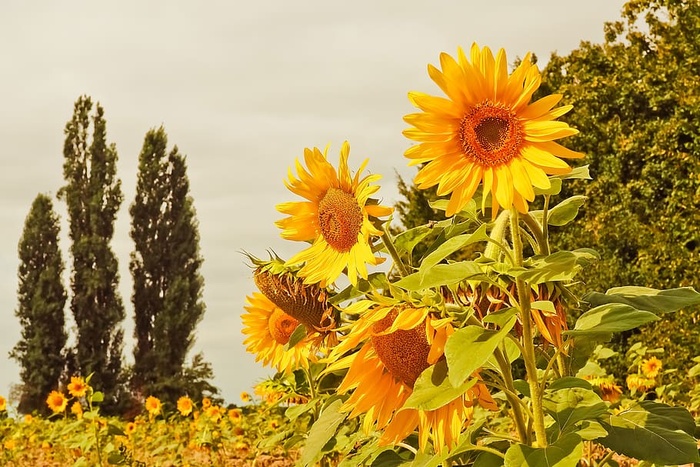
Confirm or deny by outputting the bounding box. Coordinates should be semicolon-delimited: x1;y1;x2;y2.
521;213;547;255
510;207;548;447
381;223;409;277
541;195;551;256
494;347;529;444
484;210;511;260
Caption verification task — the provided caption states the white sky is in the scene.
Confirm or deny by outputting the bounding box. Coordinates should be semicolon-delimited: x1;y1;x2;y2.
0;0;626;406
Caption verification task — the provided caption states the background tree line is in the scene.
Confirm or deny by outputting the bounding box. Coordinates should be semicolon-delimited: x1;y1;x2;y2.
396;0;699;378
11;96;217;415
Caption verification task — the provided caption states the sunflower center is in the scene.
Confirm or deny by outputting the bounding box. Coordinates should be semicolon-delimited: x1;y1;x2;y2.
459;102;524;166
268;307;300;345
318;188;363;252
371;310;431;388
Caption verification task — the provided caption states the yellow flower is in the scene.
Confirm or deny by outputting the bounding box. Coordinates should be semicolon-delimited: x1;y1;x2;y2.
329;302;498;452
240;392;252;403
0;395;6;412
125;422;137;436
404;43;583;217
23;414;33;424
228;408;242;424
626;374;655;393
177;396;194;416
67;376;89;398
205;405;222;422
641;356;662;378
70;401;83;419
201;397;212;409
3;439;16;450
242;293;315;374
276;142;393;286
46;390;68;413
145;396;162;416
588;377;622;404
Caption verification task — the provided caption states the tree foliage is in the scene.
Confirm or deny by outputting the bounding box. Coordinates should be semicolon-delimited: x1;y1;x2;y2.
129;127;212;404
58;96;125;409
538;0;700;366
10;194;67;414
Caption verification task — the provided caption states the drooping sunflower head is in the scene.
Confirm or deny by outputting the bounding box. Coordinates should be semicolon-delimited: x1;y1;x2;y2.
248;253;335;332
242;292;317;374
404;43;583;217
275;142;393;286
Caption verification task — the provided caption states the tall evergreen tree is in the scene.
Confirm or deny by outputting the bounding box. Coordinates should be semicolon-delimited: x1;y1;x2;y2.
130;127;209;403
58;96;125;407
10;194;67;414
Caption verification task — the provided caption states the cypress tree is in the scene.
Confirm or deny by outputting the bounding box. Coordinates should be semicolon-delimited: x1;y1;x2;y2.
10;194;67;414
130;127;209;403
58;96;125;407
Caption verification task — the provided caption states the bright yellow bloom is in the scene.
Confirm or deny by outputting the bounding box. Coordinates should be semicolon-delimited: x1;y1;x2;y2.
641;356;662;378
145;396;162;416
0;395;6;412
70;401;83;419
23;414;33;424
46;391;68;413
240;392;252;403
242;292;315;374
125;422;137;436
329;302;497;452
276;142;393;286
205;405;223;422
404;43;583;217
67;376;89;398
201;397;212;409
228;408;242;424
3;439;16;450
626;374;655;393
177;396;194;416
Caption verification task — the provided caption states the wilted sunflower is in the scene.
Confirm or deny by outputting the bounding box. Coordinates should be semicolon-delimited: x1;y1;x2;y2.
46;391;68;414
587;376;623;404
242;293;316;374
404;43;583;217
276;142;393;286
328;301;497;452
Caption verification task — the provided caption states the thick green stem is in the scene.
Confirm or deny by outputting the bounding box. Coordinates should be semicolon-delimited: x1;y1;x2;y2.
484;210;511;260
382;224;409;277
510;208;548;447
521;213;547;255
541;195;551;256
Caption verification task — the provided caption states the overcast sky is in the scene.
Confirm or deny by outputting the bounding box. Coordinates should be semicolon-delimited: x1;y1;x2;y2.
0;0;626;407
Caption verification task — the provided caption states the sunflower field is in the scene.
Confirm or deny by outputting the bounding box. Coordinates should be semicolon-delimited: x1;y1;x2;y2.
3;1;700;465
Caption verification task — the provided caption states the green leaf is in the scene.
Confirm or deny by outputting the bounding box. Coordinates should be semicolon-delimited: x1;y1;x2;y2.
402;360;476;411
285;400;315;421
548;377;593;391
394;225;437;258
542;387;608;434
531;300;556;314
512;249;597;284
599;401;700;465
107;452;127;465
394;262;486;291
286;324;307;349
555;165;591;180
473;452;506;467
371;450;410;467
566;303;660;337
547;196;587;226
91;391;104;403
533;177;563;196
300;399;347;467
484;337;521;372
445;317;516;387
107;423;126;437
418;225;489;280
582;286;700;315
330;273;389;305
504;433;583;467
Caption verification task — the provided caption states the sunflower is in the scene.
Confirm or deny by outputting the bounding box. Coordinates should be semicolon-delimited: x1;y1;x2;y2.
242;292;318;374
328;302;497;452
228;408;242;424
177;396;194;416
587;376;622;404
0;395;6;412
67;376;89;398
145;396;162;417
404;43;583;217
70;401;84;419
46;391;68;413
276;142;393;287
640;356;662;378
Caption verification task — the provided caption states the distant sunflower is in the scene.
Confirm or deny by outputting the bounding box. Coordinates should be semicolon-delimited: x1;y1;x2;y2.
145;396;162;417
0;395;6;412
276;142;393;286
640;356;662;378
67;376;89;399
241;293;316;374
70;401;83;419
177;396;194;416
329;302;497;452
46;391;68;414
404;43;583;217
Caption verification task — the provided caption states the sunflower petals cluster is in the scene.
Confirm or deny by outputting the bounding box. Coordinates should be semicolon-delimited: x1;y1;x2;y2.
404;43;583;217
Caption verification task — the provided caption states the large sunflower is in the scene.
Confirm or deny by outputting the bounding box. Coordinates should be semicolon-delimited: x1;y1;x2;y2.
404;43;583;217
276;142;393;287
329;301;497;452
242;292;315;374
